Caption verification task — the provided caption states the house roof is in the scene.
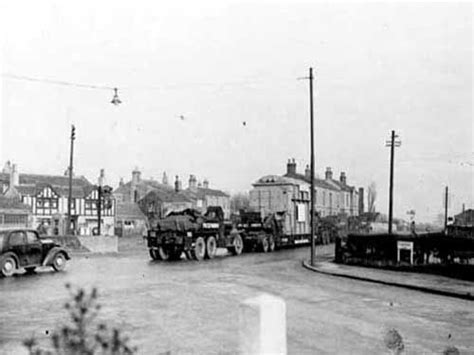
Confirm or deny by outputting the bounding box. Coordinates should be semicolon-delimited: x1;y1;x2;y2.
283;172;341;191
186;187;229;199
0;172;91;187
253;175;296;186
116;202;147;220
142;188;192;203
0;172;95;198
0;196;31;213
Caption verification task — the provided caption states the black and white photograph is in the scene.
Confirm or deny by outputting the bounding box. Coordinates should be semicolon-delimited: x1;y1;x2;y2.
0;1;473;354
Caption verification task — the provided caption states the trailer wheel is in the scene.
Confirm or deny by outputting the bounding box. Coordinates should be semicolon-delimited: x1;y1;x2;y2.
149;249;161;260
268;235;275;252
205;236;217;259
228;234;243;256
191;237;206;261
261;238;269;253
158;247;170;261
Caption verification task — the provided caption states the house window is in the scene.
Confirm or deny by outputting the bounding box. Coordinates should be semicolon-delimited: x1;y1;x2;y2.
36;187;59;215
297;203;306;222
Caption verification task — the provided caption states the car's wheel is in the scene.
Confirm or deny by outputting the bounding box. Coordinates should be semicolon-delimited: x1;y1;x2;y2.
205;236;217;259
149;249;161;260
191;237;206;261
52;253;67;272
229;234;243;256
261;237;269;253
158;247;170;261
25;267;36;274
268;235;275;252
1;256;16;277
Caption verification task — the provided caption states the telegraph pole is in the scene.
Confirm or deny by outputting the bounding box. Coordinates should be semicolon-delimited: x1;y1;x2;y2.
67;125;75;235
385;130;401;235
444;186;449;231
309;68;316;266
97;185;102;236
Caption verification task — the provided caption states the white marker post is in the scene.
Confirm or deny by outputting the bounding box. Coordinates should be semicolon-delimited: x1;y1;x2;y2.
239;293;287;355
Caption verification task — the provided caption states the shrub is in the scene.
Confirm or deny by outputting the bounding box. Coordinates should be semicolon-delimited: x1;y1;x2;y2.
24;283;136;355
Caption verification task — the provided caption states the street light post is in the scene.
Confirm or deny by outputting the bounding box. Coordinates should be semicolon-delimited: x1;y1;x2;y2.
308;68;316;266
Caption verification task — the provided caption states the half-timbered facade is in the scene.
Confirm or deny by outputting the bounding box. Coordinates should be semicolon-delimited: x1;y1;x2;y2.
0;161;115;235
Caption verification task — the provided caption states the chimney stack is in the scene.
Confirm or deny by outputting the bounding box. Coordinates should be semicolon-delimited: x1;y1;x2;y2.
339;172;347;185
162;171;169;185
286;158;297;175
188;175;197;191
305;165;311;179
119;178;124;187
203;179;209;189
132;167;141;186
98;168;105;186
2;161;12;174
325;167;333;180
10;164;19;187
175;176;182;192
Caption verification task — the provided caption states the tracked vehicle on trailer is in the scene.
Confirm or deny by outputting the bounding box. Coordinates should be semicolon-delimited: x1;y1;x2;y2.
146;206;243;261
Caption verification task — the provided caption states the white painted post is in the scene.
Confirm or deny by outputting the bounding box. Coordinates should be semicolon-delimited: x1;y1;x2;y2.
239;293;287;355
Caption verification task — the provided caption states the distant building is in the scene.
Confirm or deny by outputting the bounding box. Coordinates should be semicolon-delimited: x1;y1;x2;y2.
138;187;193;222
0;196;31;230
453;209;474;227
250;159;361;219
183;175;230;218
0;161;115;236
115;202;149;237
115;168;230;219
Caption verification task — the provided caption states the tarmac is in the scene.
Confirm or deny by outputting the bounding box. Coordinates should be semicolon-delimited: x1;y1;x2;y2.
303;259;474;301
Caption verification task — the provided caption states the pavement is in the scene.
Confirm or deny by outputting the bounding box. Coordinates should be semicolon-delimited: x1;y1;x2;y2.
303;259;474;301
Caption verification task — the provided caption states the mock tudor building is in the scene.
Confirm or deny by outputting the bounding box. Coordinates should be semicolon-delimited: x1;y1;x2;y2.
0;161;115;236
250;159;362;219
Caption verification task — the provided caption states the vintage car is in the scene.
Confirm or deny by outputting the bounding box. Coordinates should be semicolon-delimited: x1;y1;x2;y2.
0;229;70;277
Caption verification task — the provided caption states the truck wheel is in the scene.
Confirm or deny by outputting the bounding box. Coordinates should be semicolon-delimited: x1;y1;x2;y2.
184;250;193;260
205;236;217;259
261;238;269;253
228;234;243;256
170;249;183;261
1;256;16;277
191;237;206;261
149;249;161;260
52;253;67;272
158;247;170;261
268;235;275;252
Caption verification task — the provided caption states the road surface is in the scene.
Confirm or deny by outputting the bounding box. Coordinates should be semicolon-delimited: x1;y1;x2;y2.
0;243;472;354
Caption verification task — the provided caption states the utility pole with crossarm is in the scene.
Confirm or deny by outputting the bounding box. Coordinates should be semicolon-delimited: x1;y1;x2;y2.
385;130;401;235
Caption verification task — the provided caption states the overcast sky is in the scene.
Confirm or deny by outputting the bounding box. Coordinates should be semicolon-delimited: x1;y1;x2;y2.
1;1;472;222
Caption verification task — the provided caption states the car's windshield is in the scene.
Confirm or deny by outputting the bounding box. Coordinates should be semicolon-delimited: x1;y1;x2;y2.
0;232;5;248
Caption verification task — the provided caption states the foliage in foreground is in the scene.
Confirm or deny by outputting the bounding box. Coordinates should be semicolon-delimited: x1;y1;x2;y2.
24;283;136;355
383;328;459;355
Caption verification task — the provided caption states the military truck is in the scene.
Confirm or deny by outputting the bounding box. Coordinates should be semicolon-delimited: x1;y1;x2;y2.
146;206;243;261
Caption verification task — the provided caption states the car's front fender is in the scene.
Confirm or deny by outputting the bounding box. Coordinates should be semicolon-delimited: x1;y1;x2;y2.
42;247;71;266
